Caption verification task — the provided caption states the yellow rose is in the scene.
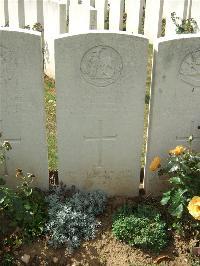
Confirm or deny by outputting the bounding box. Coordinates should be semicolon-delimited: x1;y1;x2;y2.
188;196;200;220
169;146;185;156
150;157;161;172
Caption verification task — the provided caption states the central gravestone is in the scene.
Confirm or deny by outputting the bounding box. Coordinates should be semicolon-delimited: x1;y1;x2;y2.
55;32;148;196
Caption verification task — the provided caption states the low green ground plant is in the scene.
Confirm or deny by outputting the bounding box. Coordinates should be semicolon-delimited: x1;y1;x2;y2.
112;204;168;252
0;169;47;240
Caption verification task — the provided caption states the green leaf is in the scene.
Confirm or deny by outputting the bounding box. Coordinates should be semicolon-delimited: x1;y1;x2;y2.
169;176;182;185
170;203;183;218
24;204;31;210
0;197;5;204
161;191;171;205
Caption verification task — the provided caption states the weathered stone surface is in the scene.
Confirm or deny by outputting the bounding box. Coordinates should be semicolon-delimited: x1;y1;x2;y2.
146;35;200;195
55;32;148;196
0;29;48;189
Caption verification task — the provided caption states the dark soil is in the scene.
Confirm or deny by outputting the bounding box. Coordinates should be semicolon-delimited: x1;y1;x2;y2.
1;196;199;266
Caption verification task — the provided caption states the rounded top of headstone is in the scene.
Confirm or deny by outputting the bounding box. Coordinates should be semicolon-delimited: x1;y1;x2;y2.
80;45;123;87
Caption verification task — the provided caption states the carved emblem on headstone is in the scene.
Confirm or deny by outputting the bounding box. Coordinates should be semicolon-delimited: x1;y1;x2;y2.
0;46;17;83
80;45;123;87
179;49;200;87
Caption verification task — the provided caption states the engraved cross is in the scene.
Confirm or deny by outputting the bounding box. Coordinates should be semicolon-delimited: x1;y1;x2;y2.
84;120;117;168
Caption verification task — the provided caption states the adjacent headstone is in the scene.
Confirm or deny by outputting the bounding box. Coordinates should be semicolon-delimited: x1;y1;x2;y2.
126;0;145;34
81;0;95;7
43;0;67;78
55;32;148;196
0;28;48;189
8;0;25;28
144;0;164;43
95;0;108;30
68;1;89;32
146;35;200;195
109;0;124;31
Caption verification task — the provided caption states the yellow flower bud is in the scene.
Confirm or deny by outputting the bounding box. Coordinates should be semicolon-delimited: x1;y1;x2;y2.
169;146;185;156
150;157;161;172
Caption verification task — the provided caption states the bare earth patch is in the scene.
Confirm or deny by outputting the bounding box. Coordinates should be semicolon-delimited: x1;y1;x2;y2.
9;197;197;266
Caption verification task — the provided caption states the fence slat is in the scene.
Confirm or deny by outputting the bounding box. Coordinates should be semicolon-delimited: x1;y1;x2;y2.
126;0;145;34
144;0;164;43
109;0;124;31
8;0;25;28
95;0;108;30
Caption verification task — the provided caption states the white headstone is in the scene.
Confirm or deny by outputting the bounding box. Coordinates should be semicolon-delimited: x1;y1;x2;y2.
68;1;90;33
81;0;95;7
43;0;67;78
8;0;25;28
0;28;48;189
146;35;200;195
164;0;189;36
144;0;164;43
55;32;148;196
126;0;145;34
109;0;124;31
95;0;108;30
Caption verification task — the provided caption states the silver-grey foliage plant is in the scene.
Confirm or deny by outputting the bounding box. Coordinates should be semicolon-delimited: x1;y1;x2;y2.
45;187;107;252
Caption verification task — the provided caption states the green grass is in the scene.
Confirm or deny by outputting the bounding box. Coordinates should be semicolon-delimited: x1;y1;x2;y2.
44;76;57;170
141;44;153;168
44;45;154;171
